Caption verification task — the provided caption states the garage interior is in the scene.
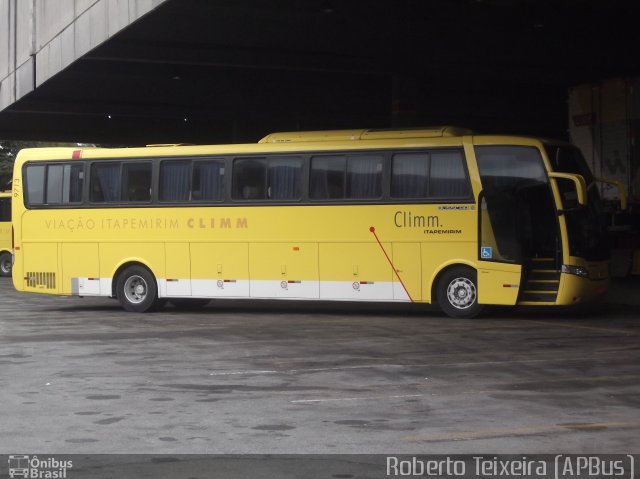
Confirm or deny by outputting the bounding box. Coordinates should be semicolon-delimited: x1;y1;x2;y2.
0;0;638;145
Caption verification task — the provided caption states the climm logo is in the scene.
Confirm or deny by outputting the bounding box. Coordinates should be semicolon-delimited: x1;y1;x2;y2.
394;210;439;228
186;217;248;229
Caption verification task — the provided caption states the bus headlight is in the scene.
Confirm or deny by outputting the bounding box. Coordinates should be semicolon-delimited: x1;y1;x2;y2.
561;264;589;278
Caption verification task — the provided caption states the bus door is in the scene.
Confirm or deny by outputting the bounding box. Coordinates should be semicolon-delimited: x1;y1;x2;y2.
475;145;562;305
477;193;522;304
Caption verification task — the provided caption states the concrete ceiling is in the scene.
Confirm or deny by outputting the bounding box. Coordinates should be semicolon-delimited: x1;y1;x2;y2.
1;0;639;145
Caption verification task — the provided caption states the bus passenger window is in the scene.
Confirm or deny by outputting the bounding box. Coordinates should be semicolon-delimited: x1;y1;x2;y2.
193;160;224;201
311;155;382;200
310;156;346;199
0;197;11;221
429;151;470;197
391;153;429;198
346;156;382;199
232;158;266;200
267;158;302;200
25;165;46;205
45;164;83;204
160;161;191;201
91;163;120;202
122;163;152;202
46;165;64;204
65;165;84;203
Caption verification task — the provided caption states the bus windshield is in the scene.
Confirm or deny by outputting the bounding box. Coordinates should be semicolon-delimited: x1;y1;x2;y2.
546;145;609;261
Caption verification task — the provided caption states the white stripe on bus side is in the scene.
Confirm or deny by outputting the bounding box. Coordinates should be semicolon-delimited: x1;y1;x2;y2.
77;278;412;302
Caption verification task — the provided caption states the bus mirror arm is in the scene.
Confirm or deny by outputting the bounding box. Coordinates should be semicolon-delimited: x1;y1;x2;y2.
548;172;587;207
594;177;627;210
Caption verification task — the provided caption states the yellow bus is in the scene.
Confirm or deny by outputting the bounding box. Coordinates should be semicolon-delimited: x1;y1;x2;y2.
0;191;12;277
10;127;624;318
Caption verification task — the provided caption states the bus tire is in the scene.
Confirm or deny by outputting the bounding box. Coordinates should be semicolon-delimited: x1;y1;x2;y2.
0;252;11;277
169;298;210;310
436;266;483;319
116;265;159;312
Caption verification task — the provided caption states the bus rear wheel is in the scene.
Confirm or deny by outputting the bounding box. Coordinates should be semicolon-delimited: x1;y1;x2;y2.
437;266;483;319
0;252;11;277
116;265;160;312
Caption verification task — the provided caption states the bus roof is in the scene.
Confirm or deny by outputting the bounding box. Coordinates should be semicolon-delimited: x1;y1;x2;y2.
258;126;475;143
13;127;565;163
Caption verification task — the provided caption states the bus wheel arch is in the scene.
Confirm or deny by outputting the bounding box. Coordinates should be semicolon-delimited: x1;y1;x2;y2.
432;263;483;319
113;262;162;312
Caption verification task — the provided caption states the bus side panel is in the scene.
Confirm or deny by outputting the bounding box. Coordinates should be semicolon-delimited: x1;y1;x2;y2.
319;243;393;300
477;261;521;305
190;243;249;298
0;222;11;253
61;243;100;295
99;243;165;295
392;243;422;301
165;242;191;297
21;242;59;293
249;243;319;299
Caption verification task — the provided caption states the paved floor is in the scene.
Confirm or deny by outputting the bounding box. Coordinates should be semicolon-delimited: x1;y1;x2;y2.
0;278;638;454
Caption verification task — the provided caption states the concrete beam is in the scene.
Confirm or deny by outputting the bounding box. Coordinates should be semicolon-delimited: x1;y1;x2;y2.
0;0;167;112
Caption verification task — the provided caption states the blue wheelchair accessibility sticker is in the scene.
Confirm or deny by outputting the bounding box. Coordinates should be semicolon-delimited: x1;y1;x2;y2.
481;246;493;259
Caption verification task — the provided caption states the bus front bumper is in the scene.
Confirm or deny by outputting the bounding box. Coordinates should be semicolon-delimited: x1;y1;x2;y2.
556;272;609;305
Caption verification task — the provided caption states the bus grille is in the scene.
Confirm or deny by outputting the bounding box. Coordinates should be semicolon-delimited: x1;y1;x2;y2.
26;272;56;289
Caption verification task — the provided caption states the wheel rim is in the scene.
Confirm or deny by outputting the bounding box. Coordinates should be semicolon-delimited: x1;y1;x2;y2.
123;275;148;304
446;277;477;310
0;257;10;274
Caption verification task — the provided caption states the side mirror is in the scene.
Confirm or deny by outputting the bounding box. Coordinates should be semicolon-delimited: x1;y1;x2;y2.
549;172;587;207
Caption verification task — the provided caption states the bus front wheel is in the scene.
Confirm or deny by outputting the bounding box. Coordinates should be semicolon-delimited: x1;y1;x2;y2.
436;266;483;319
0;252;11;277
116;266;160;312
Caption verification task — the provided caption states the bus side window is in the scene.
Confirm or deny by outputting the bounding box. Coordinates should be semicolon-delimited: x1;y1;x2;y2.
232;158;266;200
267;157;302;200
346;156;383;199
122;163;152;202
311;155;382;200
66;164;84;203
193;160;225;201
91;163;120;202
160;160;191;201
0;197;10;221
25;165;46;205
45;164;84;205
391;153;429;198
46;165;65;204
429;151;470;198
310;156;346;199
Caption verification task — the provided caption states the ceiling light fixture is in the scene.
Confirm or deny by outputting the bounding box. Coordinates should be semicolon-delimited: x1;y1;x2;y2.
321;1;334;14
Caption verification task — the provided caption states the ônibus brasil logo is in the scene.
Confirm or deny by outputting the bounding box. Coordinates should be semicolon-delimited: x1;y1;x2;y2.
8;455;73;478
